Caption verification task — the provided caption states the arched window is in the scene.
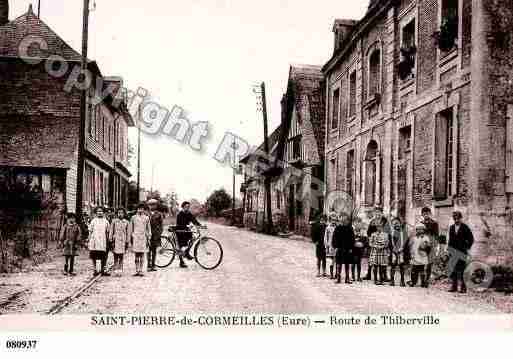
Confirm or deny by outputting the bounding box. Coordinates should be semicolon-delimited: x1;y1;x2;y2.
368;48;381;98
364;140;378;206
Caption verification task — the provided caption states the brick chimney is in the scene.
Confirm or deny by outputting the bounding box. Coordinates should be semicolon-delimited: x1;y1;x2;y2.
333;19;357;53
0;0;8;26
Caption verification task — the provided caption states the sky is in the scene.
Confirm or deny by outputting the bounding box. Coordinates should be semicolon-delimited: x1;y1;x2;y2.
9;0;368;203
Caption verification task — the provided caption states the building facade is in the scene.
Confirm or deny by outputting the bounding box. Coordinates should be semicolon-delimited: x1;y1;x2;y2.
0;4;133;220
241;65;325;236
323;0;513;263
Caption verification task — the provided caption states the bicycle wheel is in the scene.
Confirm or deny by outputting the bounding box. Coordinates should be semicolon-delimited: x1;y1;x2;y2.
194;236;223;270
155;236;176;268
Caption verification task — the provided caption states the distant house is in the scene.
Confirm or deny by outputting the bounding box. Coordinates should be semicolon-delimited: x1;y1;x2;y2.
0;4;133;221
240;65;325;236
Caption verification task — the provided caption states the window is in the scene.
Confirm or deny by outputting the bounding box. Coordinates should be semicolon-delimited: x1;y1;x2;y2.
399;19;417;81
108;125;112;153
330;157;336;191
402;19;416;50
292;136;301;159
368;49;381;98
433;108;455;200
95;108;100;141
364;141;378;206
332;88;340;129
437;0;459;53
346;150;355;197
399;126;412;160
349;71;357;117
99;172;104;205
119;129;124;160
102;116;107;149
104;175;109;205
88;103;94;137
276;190;282;209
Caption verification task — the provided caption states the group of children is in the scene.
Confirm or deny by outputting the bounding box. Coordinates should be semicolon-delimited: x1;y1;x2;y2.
59;199;163;277
312;207;442;289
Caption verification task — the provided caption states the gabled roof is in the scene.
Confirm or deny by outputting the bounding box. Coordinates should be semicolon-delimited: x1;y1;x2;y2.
240;64;325;169
277;64;325;166
0;5;133;125
239;124;282;164
0;5;81;61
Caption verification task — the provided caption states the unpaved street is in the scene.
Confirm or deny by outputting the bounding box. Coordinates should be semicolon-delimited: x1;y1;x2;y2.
59;223;502;314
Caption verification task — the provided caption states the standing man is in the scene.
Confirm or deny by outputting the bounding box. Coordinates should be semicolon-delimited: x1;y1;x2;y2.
147;199;163;272
448;211;474;293
421;207;439;286
310;213;327;277
176;201;202;268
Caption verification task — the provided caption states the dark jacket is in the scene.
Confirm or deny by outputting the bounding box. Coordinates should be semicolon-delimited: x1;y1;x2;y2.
448;223;474;255
149;211;164;246
333;224;355;253
423;218;440;239
176;210;201;246
311;221;326;246
60;223;81;256
176;210;201;229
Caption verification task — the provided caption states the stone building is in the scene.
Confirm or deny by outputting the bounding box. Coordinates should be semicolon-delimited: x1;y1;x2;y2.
323;0;513;262
0;3;133;220
240;65;325;236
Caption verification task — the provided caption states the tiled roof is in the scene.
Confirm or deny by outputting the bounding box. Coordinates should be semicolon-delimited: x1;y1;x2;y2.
0;6;82;61
240;124;282;163
286;64;325;164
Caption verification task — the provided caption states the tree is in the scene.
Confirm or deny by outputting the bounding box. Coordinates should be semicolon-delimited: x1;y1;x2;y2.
205;188;232;217
0;170;57;272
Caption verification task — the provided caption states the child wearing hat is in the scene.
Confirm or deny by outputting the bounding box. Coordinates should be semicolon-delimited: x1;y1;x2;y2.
408;223;432;288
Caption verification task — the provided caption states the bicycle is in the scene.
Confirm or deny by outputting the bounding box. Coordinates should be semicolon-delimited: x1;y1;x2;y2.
155;225;223;270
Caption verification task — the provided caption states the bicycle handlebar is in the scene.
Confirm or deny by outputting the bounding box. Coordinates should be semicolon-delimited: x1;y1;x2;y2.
168;225;207;233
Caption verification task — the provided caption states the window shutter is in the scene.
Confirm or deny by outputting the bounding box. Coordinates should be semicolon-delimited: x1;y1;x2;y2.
434;116;448;199
365;161;375;205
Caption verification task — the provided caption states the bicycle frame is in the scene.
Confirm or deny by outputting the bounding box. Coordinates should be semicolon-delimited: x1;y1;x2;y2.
162;226;202;255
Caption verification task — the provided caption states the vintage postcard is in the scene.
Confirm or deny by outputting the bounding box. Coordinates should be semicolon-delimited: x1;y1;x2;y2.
1;0;513;350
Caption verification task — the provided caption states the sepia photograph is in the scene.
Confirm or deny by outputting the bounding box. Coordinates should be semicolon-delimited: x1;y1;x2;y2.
1;0;513;344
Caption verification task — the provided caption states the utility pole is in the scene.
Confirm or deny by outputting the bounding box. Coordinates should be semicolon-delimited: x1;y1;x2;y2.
136;108;141;202
37;0;41;18
260;82;274;234
150;161;155;194
75;0;90;222
232;140;236;226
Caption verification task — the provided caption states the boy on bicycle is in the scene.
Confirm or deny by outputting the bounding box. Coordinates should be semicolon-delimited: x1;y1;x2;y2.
176;201;202;268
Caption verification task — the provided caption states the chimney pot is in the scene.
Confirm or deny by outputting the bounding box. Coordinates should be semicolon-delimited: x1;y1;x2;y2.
0;0;9;26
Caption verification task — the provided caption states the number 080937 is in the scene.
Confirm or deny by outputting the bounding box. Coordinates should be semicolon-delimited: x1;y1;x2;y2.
5;340;37;350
